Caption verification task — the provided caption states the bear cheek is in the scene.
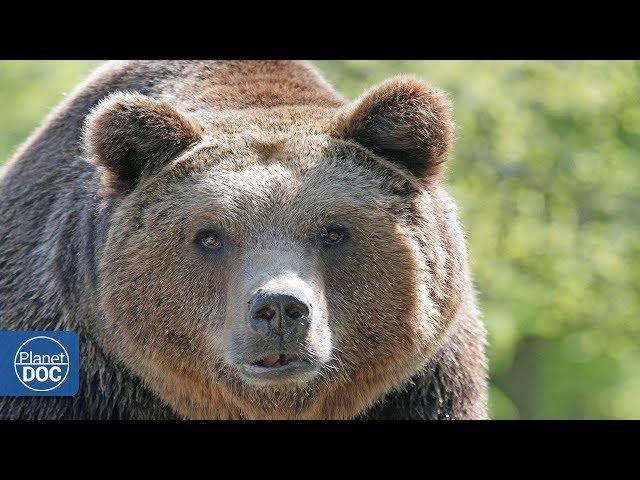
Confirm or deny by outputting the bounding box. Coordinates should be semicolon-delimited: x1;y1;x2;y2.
100;225;228;376
323;232;422;370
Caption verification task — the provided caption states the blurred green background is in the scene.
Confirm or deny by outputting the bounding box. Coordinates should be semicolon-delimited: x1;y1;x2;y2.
1;61;638;419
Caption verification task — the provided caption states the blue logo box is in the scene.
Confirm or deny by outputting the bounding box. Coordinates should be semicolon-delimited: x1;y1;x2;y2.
0;331;79;396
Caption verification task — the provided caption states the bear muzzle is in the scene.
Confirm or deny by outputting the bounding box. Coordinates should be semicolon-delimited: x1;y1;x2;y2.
234;288;320;384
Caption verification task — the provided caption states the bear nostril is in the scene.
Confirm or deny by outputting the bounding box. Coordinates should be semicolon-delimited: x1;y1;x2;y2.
253;304;276;321
285;302;308;320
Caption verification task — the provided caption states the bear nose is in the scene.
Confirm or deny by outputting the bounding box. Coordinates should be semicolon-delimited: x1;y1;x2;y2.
249;291;310;338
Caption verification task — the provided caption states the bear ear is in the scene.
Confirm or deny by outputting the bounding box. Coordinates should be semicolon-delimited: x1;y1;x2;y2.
335;77;454;180
84;92;203;194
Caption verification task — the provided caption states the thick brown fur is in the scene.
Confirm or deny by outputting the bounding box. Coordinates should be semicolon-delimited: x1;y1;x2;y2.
335;77;454;179
0;61;487;419
85;92;203;194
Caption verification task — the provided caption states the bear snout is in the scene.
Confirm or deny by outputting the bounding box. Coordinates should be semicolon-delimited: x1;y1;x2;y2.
248;290;311;341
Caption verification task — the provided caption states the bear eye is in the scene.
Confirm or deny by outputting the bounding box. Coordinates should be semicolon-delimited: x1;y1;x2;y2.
195;230;223;251
322;225;349;246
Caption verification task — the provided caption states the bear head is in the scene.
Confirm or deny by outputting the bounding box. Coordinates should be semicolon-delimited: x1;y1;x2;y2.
83;78;465;419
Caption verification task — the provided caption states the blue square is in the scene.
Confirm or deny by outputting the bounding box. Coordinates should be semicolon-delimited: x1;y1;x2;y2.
0;331;79;396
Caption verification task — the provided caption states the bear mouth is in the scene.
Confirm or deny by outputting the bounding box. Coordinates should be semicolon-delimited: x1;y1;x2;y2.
251;353;301;368
241;352;314;381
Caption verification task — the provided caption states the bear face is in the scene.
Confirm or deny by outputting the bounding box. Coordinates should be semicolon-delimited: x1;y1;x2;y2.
85;77;461;419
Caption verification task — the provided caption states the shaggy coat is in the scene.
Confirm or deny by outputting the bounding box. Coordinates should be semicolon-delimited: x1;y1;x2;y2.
0;61;487;419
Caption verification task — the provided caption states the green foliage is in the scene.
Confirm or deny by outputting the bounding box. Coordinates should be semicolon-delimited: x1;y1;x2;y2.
0;61;101;161
1;60;638;419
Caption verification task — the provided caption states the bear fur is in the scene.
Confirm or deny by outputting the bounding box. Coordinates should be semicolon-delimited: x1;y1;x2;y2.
0;61;487;419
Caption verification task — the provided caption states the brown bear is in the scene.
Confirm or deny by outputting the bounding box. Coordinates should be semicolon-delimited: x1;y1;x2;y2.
0;61;487;419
